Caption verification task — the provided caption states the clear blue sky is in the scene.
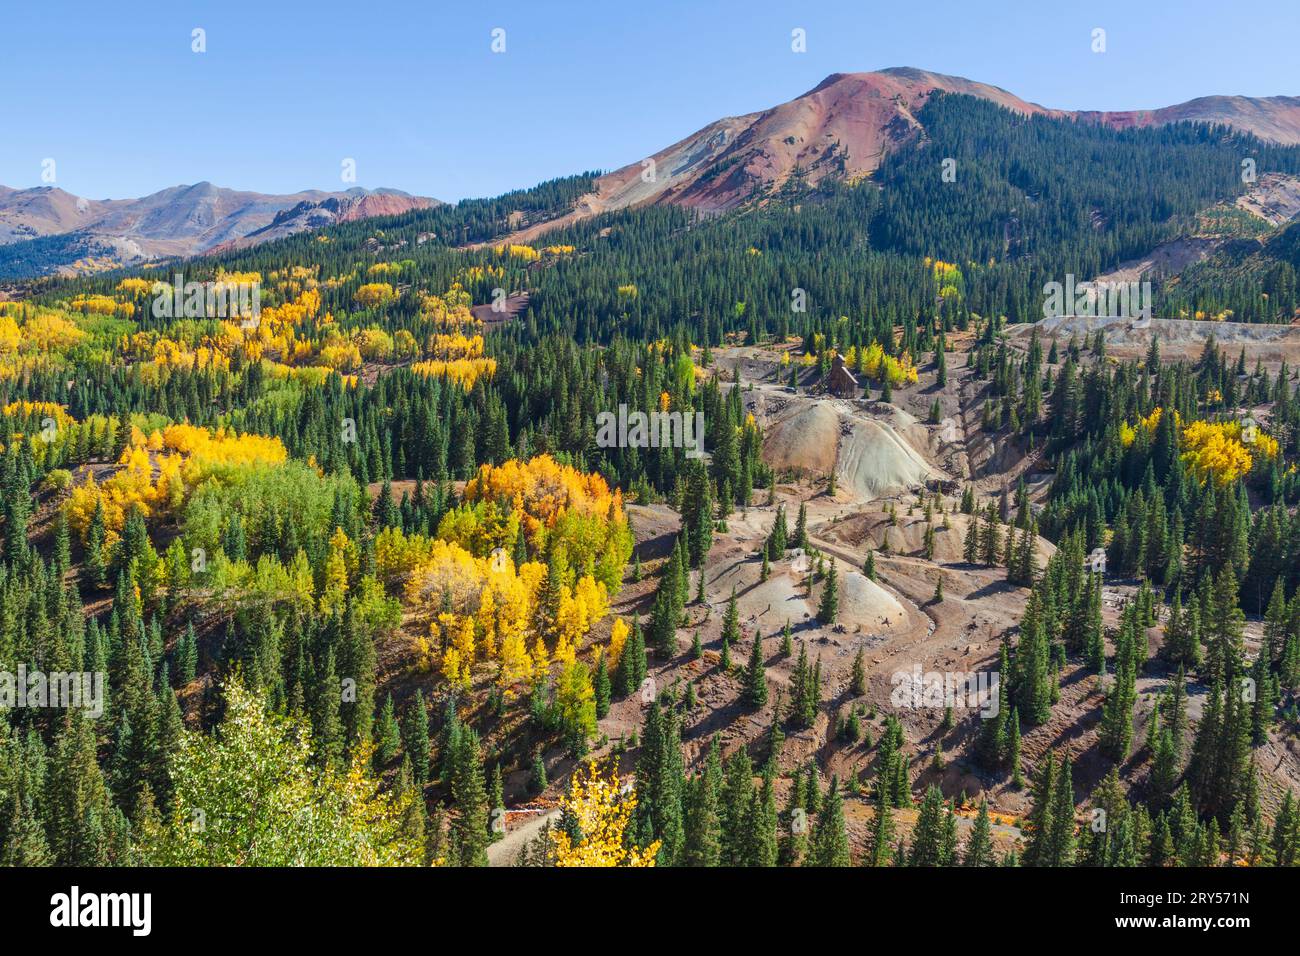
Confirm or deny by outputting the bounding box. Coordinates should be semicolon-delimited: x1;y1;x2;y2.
4;0;1296;201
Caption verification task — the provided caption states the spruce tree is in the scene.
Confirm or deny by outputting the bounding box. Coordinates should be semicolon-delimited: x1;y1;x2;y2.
682;738;723;867
742;759;780;867
448;728;490;866
1008;707;1023;788
743;631;768;709
528;751;547;795
1015;594;1053;725
788;642;817;729
850;648;866;696
374;693;401;767
963;512;980;563
593;650;611;719
86;499;108;589
964;799;995;866
867;789;895;867
817;559;839;624
908;785;948;866
649;546;684;658
1046;754;1077;866
1023;752;1058;867
720;747;754;866
615;619;647;697
683;461;714;568
402;690;430;786
636;701;685;865
809;778;851;866
722;586;740;647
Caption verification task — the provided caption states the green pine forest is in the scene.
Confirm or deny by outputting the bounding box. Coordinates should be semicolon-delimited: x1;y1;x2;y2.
1;93;1299;867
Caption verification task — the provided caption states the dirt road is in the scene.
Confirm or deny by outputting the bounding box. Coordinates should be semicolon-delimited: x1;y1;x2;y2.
486;809;561;867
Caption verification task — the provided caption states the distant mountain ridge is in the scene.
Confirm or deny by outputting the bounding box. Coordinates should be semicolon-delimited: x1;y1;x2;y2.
0;182;437;276
207;191;440;254
493;67;1300;245
4;67;1298;277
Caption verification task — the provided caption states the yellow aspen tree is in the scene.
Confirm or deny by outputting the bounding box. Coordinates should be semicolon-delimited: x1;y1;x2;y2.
550;760;659;867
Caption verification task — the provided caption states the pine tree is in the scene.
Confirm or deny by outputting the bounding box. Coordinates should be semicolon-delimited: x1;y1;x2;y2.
528;751;548;795
636;701;685;865
676;535;690;605
1085;577;1106;673
53;507;71;576
394;757;427;851
768;505;788;555
177;622;198;684
1008;707;1023;788
447;728;490;866
1100;606;1140;761
963;511;980;563
86;499;108;589
647;546;686;658
740;758;780;867
313;648;344;770
488;762;505;832
743;631;769;709
817;558;839;624
1024;752;1058;867
1272;791;1299;866
402;690;430;786
867;789;895;867
720;747;754;866
1046;754;1077;866
682;738;723;867
874;715;910;808
979;505;1001;566
940;799;959;864
964;799;995;866
788;642;817;729
908;785;948;866
374;693;401;767
1;795;50;866
1015;594;1053;725
1249;652;1275;746
850;648;866;696
649;546;685;658
683;461;714;567
339;603;376;752
722;585;740;645
593;650;611;719
1262;580;1287;667
1204;565;1245;683
809;778;851;866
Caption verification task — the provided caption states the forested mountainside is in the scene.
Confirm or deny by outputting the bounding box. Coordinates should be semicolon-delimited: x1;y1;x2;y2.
2;91;1300;870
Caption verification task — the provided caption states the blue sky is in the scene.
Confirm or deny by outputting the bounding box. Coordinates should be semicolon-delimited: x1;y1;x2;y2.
3;0;1296;201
